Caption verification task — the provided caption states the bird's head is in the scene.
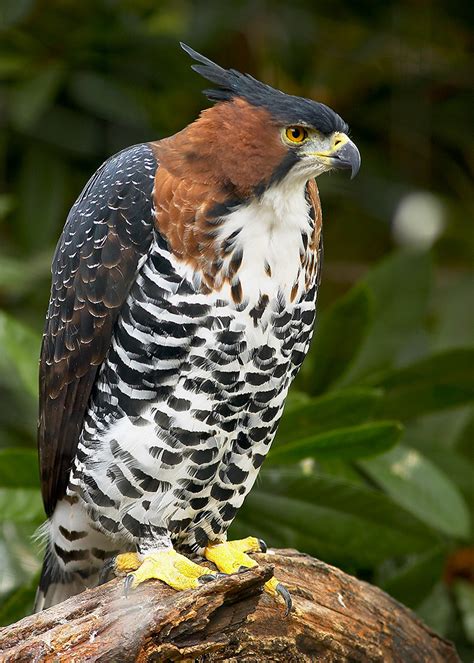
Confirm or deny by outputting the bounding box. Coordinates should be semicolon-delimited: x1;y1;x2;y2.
156;44;360;198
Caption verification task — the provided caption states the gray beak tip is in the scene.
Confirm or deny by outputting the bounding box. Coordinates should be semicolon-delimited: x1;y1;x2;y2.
334;139;361;179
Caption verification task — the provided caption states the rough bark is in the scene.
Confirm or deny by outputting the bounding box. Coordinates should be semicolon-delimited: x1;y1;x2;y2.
0;549;459;662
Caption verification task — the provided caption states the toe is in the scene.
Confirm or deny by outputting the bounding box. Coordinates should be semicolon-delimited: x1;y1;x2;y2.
122;550;208;594
114;552;141;575
205;539;259;574
198;572;225;584
264;576;293;616
258;538;268;553
276;582;293;617
98;558;115;585
123;573;135;598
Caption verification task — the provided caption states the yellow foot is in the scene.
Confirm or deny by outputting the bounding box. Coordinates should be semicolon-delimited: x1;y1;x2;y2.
112;549;216;595
204;537;292;615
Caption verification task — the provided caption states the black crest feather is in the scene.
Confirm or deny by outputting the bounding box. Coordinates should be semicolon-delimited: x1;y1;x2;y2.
180;42;348;136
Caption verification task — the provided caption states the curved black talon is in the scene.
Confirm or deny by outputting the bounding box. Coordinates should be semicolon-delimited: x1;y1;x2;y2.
258;538;268;553
198;573;222;584
98;558;115;585
276;582;292;617
238;565;254;573
123;573;134;598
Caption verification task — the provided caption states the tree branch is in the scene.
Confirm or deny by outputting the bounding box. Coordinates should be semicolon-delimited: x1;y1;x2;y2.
0;549;459;662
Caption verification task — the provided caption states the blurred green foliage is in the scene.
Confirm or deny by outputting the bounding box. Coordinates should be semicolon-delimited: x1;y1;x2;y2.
0;0;472;658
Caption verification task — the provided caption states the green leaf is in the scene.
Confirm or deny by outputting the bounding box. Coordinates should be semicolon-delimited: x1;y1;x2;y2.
359;445;471;539
416;444;474;537
416;582;453;638
0;488;44;522
234;468;438;568
455;409;474;463
0;572;40;627
260;469;437;541
10;64;63;130
0;449;39;489
303;284;372;394
377;546;446;608
432;274;474;352
275;388;382;445
374;348;474;420
0;55;30;78
69;72;150;128
0;382;37;439
453;581;474;644
236;501;400;567
0;311;40;397
284;389;312;412
314;458;364;484
16;146;68;250
0;0;34;27
0;194;15;220
401;408;471;453
21;105;102;157
420;446;474;506
341;250;432;383
268;421;402;463
0;250;52;298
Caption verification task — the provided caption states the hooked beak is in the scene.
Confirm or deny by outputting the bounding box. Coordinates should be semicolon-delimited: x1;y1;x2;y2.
305;132;361;179
328;137;361;179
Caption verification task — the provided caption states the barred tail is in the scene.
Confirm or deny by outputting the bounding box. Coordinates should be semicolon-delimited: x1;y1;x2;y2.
34;552;84;612
33;499;118;612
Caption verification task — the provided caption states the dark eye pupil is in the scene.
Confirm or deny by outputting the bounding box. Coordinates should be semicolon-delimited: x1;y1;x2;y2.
292;129;300;138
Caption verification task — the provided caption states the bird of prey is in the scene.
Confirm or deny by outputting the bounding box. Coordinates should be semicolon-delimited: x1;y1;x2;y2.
35;43;360;613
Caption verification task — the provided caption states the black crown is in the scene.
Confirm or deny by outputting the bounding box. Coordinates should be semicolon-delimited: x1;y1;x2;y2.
181;42;348;136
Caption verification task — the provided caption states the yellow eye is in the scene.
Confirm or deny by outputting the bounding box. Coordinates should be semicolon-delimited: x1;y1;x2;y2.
285;126;308;143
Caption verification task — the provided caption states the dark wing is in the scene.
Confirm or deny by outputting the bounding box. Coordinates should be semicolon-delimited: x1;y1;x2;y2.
38;143;158;516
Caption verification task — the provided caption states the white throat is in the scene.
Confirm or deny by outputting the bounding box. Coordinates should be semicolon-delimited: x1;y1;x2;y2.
219;177;313;306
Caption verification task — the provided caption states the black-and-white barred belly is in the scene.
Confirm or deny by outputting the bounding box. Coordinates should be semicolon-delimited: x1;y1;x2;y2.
68;230;318;553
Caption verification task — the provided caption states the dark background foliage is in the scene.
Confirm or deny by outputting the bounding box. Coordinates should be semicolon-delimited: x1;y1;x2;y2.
0;1;472;658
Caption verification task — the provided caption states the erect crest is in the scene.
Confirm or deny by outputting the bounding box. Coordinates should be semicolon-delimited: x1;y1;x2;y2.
180;42;349;136
181;42;278;105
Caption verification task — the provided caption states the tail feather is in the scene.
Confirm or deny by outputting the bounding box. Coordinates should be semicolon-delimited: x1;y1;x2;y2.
33;499;118;612
34;553;85;612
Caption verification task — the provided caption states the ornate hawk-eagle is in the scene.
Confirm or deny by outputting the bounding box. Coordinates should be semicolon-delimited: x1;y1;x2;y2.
35;43;360;613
